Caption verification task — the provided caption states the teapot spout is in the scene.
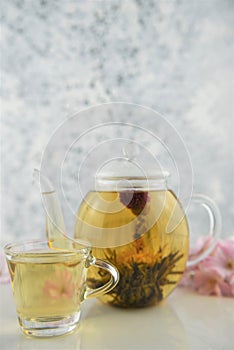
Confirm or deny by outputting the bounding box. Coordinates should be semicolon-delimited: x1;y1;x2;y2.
33;169;67;242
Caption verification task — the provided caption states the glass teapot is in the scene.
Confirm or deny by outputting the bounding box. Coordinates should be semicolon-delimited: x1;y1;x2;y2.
74;147;221;308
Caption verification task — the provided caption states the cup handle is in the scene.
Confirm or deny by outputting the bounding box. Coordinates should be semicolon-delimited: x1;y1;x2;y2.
187;194;222;267
83;256;119;300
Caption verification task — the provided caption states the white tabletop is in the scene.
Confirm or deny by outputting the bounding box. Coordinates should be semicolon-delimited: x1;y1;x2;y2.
0;283;233;350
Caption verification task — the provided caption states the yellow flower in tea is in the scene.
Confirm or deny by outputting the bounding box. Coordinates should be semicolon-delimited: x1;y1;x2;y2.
44;270;75;299
116;240;157;266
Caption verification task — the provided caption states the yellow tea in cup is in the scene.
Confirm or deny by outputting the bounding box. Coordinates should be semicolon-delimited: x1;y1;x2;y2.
5;239;119;337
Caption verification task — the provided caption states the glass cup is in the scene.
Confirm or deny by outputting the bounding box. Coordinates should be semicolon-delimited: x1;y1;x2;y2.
4;239;119;337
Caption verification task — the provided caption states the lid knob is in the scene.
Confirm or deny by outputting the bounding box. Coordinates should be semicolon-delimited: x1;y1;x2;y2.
122;141;140;161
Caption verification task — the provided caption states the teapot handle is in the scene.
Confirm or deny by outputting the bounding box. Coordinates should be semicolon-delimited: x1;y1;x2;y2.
187;194;221;267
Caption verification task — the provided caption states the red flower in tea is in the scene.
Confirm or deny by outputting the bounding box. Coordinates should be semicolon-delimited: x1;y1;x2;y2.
44;270;75;299
119;191;148;215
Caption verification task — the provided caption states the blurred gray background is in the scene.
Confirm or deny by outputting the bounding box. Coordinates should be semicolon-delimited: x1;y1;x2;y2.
1;0;233;241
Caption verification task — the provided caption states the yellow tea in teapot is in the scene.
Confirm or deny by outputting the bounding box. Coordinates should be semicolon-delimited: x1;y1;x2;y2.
75;190;189;308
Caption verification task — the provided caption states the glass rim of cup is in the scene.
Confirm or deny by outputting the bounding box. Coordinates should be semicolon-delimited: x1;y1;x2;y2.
4;238;92;263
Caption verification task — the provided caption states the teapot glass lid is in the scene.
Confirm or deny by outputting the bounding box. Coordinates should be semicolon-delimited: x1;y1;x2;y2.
40;102;193;233
95;141;170;191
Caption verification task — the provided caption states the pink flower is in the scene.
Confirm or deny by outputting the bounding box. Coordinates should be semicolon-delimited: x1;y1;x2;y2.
44;270;75;299
227;273;234;296
193;268;232;297
201;240;234;279
179;266;197;288
0;253;10;284
179;237;234;298
189;235;216;261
